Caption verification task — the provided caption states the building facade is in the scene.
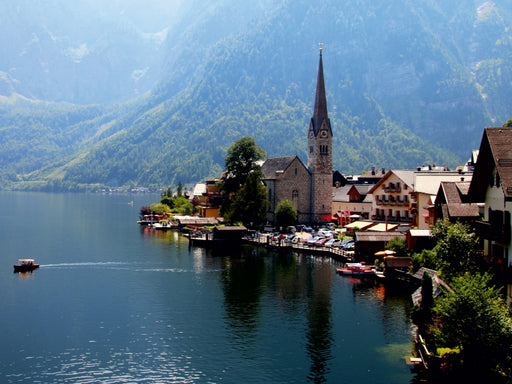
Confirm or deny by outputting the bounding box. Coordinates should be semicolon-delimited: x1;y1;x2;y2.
262;49;333;224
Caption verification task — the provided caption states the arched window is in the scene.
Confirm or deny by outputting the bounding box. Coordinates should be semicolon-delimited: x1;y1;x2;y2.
292;190;299;210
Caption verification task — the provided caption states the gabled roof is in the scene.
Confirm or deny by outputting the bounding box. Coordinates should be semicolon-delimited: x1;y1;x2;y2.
436;181;480;219
439;181;471;204
368;170;415;194
469;127;512;201
332;184;373;202
261;156;308;180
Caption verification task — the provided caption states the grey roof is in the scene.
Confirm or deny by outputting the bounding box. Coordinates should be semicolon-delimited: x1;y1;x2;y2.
332;185;352;201
261;156;302;180
446;203;480;218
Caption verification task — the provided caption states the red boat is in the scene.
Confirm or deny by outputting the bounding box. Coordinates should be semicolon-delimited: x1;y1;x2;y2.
13;259;40;273
336;262;375;277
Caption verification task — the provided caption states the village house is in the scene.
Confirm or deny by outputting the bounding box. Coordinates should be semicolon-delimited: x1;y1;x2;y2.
192;177;224;218
467;127;512;302
412;166;473;229
332;184;373;223
368;170;415;225
430;180;480;225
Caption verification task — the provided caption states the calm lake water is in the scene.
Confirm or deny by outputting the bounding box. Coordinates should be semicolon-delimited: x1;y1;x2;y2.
0;192;417;383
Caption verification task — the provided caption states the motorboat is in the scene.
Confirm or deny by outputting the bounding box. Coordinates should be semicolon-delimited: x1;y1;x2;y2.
336;262;375;277
13;259;40;273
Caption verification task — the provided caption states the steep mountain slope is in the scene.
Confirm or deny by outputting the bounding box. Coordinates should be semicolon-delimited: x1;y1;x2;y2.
1;0;511;191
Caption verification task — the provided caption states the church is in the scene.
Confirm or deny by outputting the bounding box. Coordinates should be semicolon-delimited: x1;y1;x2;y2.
261;49;333;224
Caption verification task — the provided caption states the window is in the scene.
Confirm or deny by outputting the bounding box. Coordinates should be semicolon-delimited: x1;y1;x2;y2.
292;190;299;210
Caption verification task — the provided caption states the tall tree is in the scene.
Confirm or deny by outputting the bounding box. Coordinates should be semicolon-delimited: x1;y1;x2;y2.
222;137;266;195
220;137;266;218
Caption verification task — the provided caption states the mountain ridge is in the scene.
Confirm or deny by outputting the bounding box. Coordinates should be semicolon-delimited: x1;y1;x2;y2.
1;0;511;191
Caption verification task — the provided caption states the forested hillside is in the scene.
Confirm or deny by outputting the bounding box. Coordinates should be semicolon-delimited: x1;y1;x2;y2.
1;0;511;191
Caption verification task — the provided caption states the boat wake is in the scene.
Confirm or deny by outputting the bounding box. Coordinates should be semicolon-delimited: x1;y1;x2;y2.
40;262;134;269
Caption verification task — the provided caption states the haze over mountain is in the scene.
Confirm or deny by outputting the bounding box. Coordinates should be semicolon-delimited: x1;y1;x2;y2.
1;0;511;191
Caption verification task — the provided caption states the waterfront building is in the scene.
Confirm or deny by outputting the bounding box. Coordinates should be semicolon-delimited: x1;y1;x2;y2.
368;170;415;225
468;127;512;304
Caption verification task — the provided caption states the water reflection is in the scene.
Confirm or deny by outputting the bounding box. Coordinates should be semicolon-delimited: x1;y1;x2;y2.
304;258;333;383
219;248;335;383
221;249;267;341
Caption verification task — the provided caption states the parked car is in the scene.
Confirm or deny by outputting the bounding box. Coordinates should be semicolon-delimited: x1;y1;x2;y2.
307;237;321;246
315;237;330;247
339;239;354;248
343;241;355;250
324;239;341;248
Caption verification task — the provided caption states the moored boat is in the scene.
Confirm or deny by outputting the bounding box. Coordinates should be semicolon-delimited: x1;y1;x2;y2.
13;259;40;273
336;262;376;277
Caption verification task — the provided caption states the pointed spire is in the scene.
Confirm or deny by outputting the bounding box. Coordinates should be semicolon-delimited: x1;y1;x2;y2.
312;46;329;135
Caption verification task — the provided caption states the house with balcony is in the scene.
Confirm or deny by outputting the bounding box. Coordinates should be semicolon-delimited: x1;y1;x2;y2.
192;178;224;218
368;170;415;224
468;128;512;292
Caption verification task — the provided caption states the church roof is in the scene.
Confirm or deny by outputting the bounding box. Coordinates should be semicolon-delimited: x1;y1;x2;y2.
311;50;331;136
261;156;307;180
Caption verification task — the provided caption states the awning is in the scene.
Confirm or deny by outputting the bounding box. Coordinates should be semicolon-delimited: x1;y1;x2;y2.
320;215;338;221
344;221;374;229
367;223;398;232
374;250;396;256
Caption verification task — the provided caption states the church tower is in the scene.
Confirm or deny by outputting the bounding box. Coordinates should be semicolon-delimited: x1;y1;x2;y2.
308;47;333;222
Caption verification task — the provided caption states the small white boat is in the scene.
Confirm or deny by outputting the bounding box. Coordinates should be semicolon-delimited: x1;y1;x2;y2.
13;259;40;273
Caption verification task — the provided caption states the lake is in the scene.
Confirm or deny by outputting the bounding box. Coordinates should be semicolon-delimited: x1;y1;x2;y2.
0;192;417;383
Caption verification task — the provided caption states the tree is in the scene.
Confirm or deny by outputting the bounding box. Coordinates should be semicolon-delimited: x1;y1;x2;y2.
149;203;171;215
160;187;174;209
222;136;266;195
220;137;266;219
275;198;297;229
225;170;268;228
503;118;512;127
385;236;409;256
173;196;193;215
430;220;480;282
432;273;512;379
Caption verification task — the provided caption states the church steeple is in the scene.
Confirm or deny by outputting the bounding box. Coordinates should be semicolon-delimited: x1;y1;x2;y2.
311;47;330;136
307;46;333;223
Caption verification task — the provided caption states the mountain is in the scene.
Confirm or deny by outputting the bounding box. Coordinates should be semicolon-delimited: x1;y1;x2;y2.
1;0;511;191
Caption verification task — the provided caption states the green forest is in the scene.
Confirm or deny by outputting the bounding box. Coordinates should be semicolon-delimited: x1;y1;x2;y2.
1;0;512;191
